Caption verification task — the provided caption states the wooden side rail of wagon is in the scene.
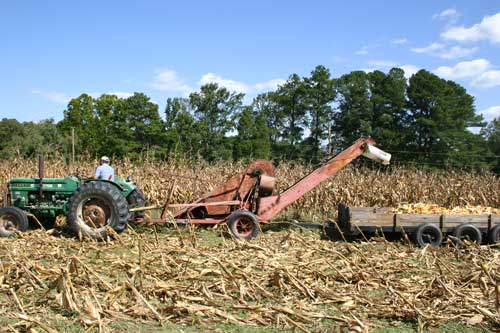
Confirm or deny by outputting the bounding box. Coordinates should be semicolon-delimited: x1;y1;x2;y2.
336;203;500;247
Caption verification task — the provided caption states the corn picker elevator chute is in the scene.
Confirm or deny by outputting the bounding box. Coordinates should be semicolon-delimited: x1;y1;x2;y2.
132;137;391;239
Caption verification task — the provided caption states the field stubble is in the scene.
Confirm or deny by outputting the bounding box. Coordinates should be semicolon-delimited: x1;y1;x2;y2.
0;157;499;332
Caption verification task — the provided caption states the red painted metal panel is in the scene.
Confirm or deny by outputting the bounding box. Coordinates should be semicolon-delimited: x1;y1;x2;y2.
257;137;376;221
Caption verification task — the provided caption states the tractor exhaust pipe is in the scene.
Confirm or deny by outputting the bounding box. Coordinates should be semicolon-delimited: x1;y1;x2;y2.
39;154;44;197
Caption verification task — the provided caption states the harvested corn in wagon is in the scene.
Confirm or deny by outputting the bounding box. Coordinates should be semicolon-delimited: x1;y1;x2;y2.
389;203;500;215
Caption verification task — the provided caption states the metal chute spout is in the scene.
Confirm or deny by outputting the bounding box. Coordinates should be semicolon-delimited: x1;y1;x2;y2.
363;144;391;165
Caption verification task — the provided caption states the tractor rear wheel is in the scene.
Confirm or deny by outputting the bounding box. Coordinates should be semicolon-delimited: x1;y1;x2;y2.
227;210;259;240
67;181;129;240
0;207;29;237
127;188;147;220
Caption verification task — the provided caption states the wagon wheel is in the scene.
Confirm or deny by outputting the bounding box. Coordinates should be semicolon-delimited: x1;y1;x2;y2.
227;210;259;240
0;207;29;237
488;225;500;244
413;223;442;248
453;224;482;244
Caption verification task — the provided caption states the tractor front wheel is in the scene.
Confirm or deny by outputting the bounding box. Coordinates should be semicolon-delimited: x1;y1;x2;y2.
67;181;129;240
0;207;29;237
227;210;259;240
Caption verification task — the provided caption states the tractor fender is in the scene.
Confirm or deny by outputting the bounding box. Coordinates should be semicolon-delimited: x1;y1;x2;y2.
83;179;124;192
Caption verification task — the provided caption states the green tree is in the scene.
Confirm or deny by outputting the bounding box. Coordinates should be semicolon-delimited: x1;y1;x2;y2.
268;74;308;160
303;65;336;162
233;107;271;160
233;107;255;160
252;111;271;159
252;92;283;154
189;83;243;161
107;93;165;158
334;71;372;145
58;94;98;152
0;118;25;157
407;70;486;168
368;68;408;153
164;97;201;156
482;118;500;172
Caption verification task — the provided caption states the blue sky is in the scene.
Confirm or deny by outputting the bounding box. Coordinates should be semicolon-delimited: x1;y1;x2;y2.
1;1;499;122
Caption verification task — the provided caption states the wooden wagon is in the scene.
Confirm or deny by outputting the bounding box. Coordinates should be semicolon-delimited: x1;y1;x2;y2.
336;203;500;247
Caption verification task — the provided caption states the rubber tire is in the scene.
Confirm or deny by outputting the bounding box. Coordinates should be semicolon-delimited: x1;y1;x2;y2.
67;181;129;240
453;223;482;244
127;188;147;219
0;207;29;237
413;223;443;248
227;210;259;240
488;224;500;244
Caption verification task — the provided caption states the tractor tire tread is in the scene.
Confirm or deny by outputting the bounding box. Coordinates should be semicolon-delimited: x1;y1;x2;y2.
67;181;129;240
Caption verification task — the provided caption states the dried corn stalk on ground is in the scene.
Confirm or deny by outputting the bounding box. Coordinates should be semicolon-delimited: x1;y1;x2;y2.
0;228;498;332
389;203;500;215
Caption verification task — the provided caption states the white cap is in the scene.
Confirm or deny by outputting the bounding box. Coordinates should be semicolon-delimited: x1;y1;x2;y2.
100;156;110;162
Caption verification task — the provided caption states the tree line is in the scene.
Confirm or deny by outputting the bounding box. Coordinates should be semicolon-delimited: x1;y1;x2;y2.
1;65;499;171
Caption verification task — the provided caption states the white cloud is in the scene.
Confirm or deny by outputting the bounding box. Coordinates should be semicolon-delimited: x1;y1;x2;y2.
411;42;477;59
434;59;491;79
471;70;500;88
106;92;134;99
198;73;285;93
367;60;398;67
151;68;192;94
411;42;445;54
199;73;250;93
400;64;420;78
479;106;500;121
441;12;500;44
31;89;73;104
433;8;459;20
391;37;408;45
439;46;479;59
355;46;369;55
253;78;286;91
361;64;419;78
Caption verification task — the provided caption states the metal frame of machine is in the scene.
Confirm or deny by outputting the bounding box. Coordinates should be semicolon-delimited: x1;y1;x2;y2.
129;137;391;239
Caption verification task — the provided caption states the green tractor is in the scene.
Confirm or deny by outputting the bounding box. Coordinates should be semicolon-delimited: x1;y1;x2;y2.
0;157;145;239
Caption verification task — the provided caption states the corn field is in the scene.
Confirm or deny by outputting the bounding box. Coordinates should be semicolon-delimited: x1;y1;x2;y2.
0;157;500;332
0;157;499;220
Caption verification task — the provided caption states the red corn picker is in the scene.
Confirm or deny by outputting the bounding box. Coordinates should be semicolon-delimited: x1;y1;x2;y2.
132;137;391;239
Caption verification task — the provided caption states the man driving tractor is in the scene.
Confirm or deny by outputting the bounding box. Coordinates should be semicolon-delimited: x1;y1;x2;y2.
93;156;114;181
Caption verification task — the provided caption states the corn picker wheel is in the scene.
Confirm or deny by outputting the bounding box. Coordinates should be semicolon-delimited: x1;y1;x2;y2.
453;223;482;244
488;225;500;244
0;207;29;237
127;188;147;219
67;181;129;240
413;223;443;248
227;210;259;240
